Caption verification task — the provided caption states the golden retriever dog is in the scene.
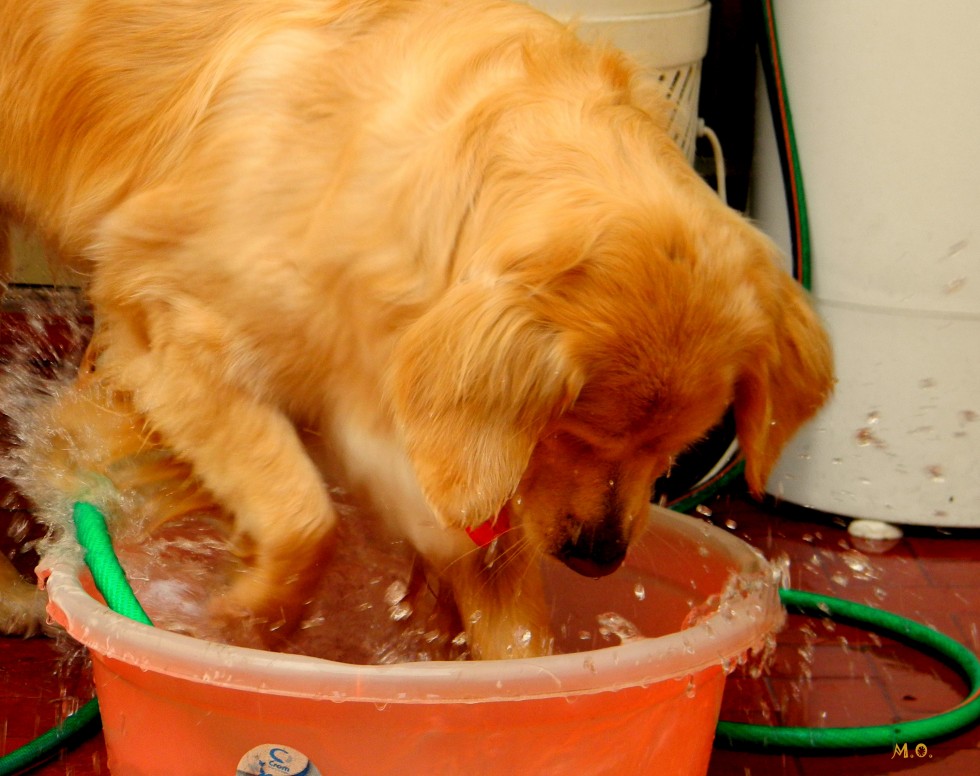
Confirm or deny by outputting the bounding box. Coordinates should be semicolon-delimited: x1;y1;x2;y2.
0;0;833;657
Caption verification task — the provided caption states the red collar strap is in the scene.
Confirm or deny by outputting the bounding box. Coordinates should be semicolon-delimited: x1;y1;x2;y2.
465;506;511;547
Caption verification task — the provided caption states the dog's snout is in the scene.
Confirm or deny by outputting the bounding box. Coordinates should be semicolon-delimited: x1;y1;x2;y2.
556;516;628;579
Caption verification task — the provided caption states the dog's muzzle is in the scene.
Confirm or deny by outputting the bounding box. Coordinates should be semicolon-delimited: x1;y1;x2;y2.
555;517;628;579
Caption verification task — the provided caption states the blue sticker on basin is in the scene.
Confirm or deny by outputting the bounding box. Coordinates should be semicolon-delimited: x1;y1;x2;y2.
236;744;322;776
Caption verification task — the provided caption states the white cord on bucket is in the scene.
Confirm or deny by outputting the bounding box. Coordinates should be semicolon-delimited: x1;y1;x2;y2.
697;119;727;205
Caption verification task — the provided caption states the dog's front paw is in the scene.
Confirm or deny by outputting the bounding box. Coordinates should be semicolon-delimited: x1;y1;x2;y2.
466;620;555;660
209;524;336;649
443;549;554;660
208;588;290;650
208;563;313;649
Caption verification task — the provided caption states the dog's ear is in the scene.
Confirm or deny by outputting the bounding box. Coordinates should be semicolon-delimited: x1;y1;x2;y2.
388;281;581;528
731;233;834;497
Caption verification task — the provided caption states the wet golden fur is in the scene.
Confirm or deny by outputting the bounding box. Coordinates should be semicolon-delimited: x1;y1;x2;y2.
0;0;832;656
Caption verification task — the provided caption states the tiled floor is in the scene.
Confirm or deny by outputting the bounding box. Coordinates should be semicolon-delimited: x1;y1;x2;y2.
707;496;980;775
2;295;979;774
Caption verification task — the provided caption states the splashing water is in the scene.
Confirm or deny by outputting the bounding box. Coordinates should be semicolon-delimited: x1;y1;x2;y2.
596;612;643;645
0;289;93;606
0;294;101;735
0;289;92;516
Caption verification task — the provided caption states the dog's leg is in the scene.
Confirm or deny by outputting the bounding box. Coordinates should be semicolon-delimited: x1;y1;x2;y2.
101;334;336;637
441;538;553;660
78;183;339;639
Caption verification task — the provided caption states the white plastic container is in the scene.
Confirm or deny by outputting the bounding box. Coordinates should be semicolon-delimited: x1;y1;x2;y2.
753;0;980;526
42;506;782;776
528;0;711;159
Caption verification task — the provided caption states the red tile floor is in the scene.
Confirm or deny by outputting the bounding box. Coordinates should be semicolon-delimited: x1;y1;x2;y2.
2;295;979;774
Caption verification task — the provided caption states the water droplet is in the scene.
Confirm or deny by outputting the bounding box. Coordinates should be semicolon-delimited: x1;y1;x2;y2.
383;580;408;606
389;601;412;622
685;677;696;698
596;612;643;643
515;627;532;648
633;583;646;601
6;515;31;543
855;427;886;448
841;549;878;581
944;277;967;294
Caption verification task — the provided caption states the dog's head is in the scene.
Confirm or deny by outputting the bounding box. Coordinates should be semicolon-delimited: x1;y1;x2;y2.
386;32;832;577
389;182;832;577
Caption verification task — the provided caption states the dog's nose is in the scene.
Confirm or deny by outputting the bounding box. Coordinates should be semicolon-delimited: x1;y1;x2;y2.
557;520;628;578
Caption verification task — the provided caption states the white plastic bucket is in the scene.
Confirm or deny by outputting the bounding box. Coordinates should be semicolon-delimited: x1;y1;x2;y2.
528;0;711;159
752;0;980;526
42;505;782;776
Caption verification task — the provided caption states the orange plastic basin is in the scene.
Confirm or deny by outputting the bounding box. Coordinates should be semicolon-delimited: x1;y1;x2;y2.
42;505;783;775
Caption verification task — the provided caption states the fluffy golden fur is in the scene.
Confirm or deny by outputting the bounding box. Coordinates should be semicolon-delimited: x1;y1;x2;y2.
0;0;832;656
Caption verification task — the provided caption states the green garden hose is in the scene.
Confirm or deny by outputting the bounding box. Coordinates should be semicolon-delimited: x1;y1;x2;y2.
0;503;153;776
717;588;980;750
72;501;154;627
759;0;812;291
0;698;100;776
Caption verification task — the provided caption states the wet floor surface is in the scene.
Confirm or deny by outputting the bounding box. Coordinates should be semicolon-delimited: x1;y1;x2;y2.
2;296;978;774
707;495;980;775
